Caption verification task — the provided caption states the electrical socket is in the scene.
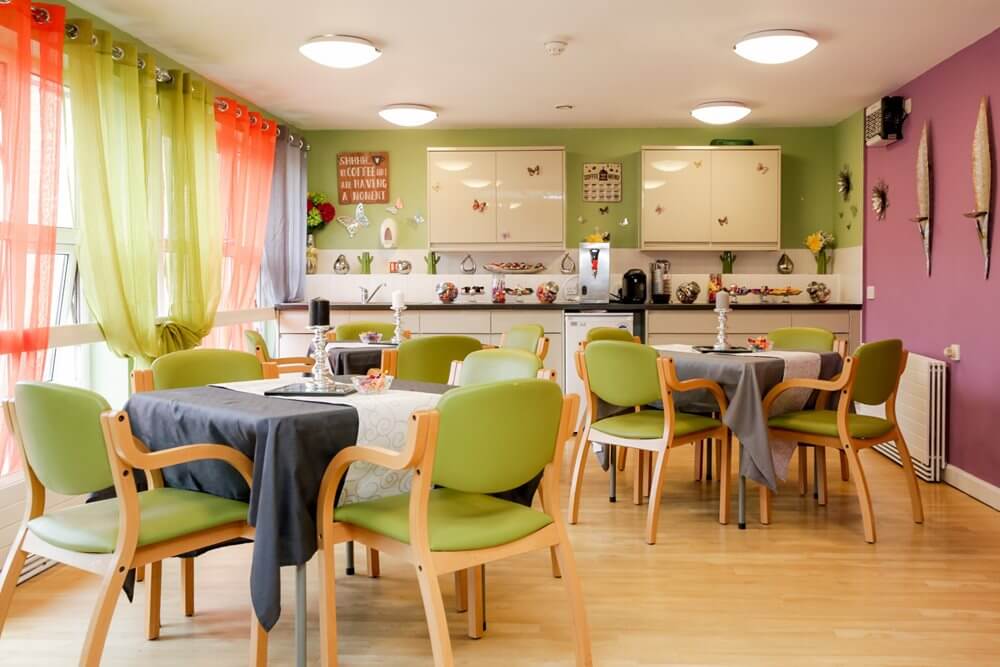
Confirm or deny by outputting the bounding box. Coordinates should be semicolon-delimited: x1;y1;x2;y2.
944;344;961;361
866;285;876;300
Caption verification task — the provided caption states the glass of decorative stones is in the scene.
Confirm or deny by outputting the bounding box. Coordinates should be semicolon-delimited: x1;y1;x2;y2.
491;275;506;304
536;281;559;303
675;281;701;304
436;281;458;304
806;281;831;304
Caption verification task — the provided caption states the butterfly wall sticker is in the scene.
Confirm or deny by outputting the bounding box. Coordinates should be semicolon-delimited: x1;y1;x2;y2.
386;197;404;214
756;162;770;175
599;206;609;215
654;205;663;215
336;203;370;238
472;199;488;212
410;214;426;225
527;165;541;176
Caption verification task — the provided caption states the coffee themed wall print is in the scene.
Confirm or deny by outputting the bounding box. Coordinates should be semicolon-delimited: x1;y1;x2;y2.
583;162;622;202
337;151;390;204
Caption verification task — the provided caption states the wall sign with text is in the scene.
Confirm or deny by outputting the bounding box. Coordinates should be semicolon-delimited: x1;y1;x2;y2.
337;151;390;204
582;162;622;202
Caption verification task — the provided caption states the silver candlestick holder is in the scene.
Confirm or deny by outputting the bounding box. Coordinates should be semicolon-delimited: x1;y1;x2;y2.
391;305;406;344
713;303;731;351
309;325;336;390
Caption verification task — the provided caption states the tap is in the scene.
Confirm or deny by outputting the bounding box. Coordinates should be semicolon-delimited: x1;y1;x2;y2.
360;282;387;304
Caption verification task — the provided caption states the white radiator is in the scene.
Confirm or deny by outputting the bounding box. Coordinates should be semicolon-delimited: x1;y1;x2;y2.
857;352;947;482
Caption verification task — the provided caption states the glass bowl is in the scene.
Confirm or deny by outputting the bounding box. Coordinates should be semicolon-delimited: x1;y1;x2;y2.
358;331;383;344
351;374;393;395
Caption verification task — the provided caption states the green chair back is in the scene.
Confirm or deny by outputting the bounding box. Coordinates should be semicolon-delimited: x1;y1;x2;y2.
244;329;270;361
13;382;114;496
151;349;265;390
852;339;904;406
458;349;542;386
502;323;544;354
586;326;634;343
432;379;563;493
768;327;836;352
583;340;660;408
336;321;396;342
396;335;483;384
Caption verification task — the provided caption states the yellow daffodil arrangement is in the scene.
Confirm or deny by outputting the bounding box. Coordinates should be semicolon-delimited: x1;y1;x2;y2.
805;230;835;274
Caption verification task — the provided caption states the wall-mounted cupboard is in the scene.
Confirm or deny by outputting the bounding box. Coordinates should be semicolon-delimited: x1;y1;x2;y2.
427;147;565;250
641;146;781;250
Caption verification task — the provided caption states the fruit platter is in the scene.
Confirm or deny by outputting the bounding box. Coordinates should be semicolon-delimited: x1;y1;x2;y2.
484;261;546;274
351;370;394;395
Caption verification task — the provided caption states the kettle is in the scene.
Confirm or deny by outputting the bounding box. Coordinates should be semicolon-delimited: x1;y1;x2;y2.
620;268;647;304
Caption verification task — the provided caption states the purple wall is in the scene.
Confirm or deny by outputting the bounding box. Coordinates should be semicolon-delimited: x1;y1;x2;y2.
864;28;1000;486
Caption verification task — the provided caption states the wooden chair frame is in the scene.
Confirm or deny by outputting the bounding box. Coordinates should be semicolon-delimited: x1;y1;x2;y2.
762;351;924;543
568;353;732;544
794;337;851;496
252;345;313;375
313;395;592;667
0;403;258;667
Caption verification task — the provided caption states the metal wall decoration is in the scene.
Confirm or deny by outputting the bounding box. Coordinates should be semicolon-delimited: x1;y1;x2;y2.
583;162;622;202
909;123;933;275
598;206;609;215
963;96;992;278
837;165;852;201
336;151;390;204
871;179;889;221
335;202;369;238
527;165;541;176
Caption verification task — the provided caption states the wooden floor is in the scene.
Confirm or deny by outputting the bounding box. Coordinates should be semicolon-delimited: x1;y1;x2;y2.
3;446;1000;666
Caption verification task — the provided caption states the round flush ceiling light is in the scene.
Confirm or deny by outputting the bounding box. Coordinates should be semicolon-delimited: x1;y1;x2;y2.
299;35;381;69
690;101;751;125
734;29;818;64
378;103;438;127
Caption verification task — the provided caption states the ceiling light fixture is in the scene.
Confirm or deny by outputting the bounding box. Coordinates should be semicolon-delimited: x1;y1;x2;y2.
691;101;751;125
299;35;381;69
734;29;818;64
378;103;438;127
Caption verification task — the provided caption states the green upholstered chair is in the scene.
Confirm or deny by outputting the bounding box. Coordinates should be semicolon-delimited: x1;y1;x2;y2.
569;341;731;543
500;323;549;361
315;379;591;666
449;348;548;386
585;326;639;343
333;320;409;342
382;335;484;384
245;329;312;373
0;383;256;665
764;339;924;543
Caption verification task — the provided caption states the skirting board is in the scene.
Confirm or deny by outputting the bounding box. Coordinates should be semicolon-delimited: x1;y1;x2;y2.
943;464;1000;511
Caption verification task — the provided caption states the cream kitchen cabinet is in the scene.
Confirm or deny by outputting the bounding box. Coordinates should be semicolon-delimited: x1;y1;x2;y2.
427;147;565;249
641;146;781;250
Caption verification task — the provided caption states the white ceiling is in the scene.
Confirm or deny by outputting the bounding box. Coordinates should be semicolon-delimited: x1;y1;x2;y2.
72;0;1000;130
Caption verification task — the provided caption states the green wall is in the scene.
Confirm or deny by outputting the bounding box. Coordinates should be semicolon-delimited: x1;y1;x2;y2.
832;111;865;247
307;126;835;250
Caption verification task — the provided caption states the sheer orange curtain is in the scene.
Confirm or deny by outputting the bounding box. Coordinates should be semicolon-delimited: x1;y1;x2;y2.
207;98;277;349
0;1;64;476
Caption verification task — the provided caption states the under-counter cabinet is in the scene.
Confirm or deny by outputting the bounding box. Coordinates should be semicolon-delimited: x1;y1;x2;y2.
427;147;565;249
641;146;780;250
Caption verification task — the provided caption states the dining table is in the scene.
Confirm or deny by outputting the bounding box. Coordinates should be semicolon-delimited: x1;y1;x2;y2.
651;345;844;528
124;375;538;667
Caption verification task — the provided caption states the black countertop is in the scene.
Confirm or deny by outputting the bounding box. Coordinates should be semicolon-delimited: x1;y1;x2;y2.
276;301;862;312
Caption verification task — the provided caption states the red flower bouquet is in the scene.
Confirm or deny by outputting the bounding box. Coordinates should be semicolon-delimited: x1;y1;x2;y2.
307;192;335;229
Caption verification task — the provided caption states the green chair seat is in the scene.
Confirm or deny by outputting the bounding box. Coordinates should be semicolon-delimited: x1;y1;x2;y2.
768;410;894;439
591;409;719;440
335;488;553;552
27;488;249;554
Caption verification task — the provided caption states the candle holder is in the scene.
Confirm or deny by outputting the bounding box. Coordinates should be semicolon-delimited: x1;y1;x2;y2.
308;325;336;390
713;303;731;351
390;305;406;344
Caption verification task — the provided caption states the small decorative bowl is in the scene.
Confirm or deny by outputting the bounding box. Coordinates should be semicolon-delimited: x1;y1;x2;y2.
806;281;832;304
436;281;458;304
536;281;559;303
351;373;393;394
675;281;701;305
359;331;383;344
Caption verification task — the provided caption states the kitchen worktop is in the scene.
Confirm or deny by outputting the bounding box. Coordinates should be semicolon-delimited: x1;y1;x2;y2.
275;301;863;311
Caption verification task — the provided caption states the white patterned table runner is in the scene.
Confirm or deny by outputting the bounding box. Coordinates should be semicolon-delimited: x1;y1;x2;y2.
212;377;441;504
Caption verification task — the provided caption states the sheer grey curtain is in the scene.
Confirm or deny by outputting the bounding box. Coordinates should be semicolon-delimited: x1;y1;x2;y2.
261;126;308;305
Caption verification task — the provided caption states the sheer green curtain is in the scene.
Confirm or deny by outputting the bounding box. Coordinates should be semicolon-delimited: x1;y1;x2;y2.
65;21;222;364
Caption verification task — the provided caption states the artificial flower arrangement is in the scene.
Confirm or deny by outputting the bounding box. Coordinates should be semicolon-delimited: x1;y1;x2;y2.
307;192;336;230
804;230;835;274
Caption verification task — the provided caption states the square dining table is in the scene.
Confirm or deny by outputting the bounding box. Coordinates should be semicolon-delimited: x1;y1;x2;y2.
124;376;540;667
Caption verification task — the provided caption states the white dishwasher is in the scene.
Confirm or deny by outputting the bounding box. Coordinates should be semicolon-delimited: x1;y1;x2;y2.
564;311;636;424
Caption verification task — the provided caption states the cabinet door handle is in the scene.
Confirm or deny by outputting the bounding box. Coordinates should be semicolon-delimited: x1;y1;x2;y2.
717;216;729;226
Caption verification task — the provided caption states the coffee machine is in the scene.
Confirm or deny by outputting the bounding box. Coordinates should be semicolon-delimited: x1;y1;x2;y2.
650;259;671;303
578;242;610;303
620;269;647;304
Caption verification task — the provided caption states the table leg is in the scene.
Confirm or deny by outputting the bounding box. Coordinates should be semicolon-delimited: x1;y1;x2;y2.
738;441;746;529
295;563;307;667
608;445;616;503
346;541;355;575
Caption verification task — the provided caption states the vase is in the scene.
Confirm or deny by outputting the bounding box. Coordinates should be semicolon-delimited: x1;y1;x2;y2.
306;235;318;275
814;252;828;275
777;253;794;274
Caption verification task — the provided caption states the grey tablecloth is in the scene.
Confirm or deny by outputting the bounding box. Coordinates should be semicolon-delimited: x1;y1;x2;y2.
655;351;843;491
124;378;538;631
327;346;389;374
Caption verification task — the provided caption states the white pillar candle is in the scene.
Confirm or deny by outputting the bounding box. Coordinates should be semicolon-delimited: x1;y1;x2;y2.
715;290;730;311
391;290;405;309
